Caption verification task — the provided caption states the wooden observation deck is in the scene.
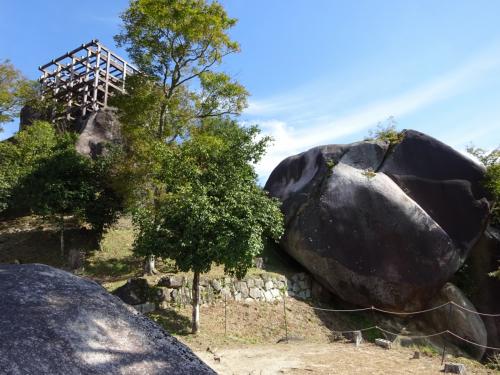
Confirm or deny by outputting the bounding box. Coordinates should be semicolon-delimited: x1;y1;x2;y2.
39;39;138;120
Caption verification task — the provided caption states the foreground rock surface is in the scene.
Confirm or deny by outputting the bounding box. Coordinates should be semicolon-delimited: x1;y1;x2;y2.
0;264;214;375
265;130;490;311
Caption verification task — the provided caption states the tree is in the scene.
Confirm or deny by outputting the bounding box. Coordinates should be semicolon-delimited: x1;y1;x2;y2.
112;0;249;273
2;122;123;255
0;60;33;131
467;146;500;226
133;119;284;333
114;0;247;141
0;121;58;213
18;146;96;256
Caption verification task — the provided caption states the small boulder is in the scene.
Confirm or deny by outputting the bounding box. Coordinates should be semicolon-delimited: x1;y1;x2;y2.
375;338;392;349
444;363;467;374
210;279;222;292
157;275;185;288
113;278;152;305
425;283;487;360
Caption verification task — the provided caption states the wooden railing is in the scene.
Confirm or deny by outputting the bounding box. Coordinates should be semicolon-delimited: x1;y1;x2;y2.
39;39;138;120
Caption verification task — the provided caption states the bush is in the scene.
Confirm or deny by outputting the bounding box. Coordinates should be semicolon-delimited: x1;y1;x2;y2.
366;117;403;146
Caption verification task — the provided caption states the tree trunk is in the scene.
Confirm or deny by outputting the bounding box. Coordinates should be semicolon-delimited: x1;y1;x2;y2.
60;215;65;257
144;254;157;275
192;271;201;334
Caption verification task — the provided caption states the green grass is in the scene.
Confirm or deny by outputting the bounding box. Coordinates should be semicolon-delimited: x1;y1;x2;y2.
148;309;192;336
413;344;440;357
81;217;142;283
343;313;383;342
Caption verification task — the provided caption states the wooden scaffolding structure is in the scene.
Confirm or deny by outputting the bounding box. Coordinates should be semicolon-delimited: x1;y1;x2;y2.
39;39;138;120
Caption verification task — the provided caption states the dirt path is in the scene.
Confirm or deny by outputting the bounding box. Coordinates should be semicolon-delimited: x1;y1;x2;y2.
195;342;496;375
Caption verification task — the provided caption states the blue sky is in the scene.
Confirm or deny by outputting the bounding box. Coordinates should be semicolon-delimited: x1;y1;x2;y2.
1;1;499;182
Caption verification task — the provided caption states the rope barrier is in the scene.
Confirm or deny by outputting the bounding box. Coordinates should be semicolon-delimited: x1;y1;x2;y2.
290;300;500;351
330;326;377;334
297;300;500;318
375;326;448;339
450;302;500;317
446;331;500;351
307;305;373;313
372;302;451;316
330;326;500;351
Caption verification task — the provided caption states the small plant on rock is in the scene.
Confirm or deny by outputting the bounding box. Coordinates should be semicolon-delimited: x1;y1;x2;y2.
362;168;377;179
366;116;403;146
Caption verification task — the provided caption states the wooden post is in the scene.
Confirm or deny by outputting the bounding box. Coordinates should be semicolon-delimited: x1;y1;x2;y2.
224;293;227;336
104;48;111;107
67;56;75;121
192;271;201;334
441;303;453;365
82;47;92;117
283;293;288;342
123;61;127;91
92;44;101;111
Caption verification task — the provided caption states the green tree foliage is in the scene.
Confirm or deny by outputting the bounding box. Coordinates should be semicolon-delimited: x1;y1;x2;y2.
112;0;250;274
133;119;284;332
467;146;500;226
17;146;97;255
467;146;500;279
0;121;58;212
0;121;122;253
112;0;249;197
113;0;248;142
0;60;33;130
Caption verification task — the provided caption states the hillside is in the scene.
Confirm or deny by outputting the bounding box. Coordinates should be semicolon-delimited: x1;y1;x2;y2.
1;216;498;374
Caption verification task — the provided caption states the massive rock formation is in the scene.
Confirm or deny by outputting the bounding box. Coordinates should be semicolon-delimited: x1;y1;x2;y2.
265;130;490;311
0;264;215;375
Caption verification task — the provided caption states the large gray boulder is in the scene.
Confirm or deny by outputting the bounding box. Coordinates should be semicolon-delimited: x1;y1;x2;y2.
0;264;214;375
265;130;490;311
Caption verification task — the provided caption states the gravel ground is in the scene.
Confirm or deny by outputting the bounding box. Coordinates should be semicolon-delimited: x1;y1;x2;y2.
195;342;498;375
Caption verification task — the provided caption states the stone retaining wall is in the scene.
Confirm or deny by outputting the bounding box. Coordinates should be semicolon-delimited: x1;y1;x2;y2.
155;272;313;307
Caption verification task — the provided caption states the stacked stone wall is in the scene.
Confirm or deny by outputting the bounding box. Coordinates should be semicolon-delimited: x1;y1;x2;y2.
155;272;313;307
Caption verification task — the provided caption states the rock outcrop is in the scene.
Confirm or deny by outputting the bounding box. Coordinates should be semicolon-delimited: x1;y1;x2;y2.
425;283;487;360
265;130;490;311
114;277;155;305
19;107;122;159
75;108;122;158
0;264;215;375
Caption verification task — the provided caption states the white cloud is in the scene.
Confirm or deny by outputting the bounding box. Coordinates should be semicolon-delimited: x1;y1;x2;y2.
250;49;500;183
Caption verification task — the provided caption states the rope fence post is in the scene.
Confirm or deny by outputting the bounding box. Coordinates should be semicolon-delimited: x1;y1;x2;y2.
283;289;289;342
441;303;453;365
224;293;227;336
370;306;376;339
